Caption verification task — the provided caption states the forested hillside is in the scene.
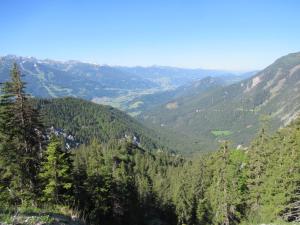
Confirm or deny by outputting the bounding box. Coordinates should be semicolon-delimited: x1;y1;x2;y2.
35;97;168;151
141;52;300;152
1;60;300;225
2;0;300;223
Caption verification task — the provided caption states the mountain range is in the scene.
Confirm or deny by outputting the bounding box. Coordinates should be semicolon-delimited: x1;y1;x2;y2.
140;52;300;152
0;55;254;116
1;53;299;154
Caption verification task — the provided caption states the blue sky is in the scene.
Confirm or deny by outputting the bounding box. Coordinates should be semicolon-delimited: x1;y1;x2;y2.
1;0;300;70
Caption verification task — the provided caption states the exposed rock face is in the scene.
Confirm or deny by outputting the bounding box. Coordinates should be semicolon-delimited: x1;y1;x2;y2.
0;212;84;225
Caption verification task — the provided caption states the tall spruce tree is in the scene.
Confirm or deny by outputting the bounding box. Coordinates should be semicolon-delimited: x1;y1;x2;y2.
39;136;72;204
246;119;271;220
0;63;43;204
207;142;247;225
282;118;300;222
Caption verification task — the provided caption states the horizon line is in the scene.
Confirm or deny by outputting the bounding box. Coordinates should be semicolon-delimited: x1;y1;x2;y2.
0;53;262;72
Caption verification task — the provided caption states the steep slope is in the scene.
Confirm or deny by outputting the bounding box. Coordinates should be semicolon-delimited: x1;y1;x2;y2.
36;97;169;151
140;52;300;152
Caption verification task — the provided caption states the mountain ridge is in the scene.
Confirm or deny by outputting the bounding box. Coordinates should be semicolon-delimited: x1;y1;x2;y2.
0;54;254;115
140;52;300;152
36;97;173;152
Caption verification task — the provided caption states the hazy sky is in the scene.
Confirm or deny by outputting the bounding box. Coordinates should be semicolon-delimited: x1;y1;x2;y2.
1;0;300;70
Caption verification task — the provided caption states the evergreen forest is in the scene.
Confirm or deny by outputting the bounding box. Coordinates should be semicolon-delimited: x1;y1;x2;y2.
1;64;300;225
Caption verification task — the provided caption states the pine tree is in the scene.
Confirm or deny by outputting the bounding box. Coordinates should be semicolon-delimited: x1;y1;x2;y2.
246;118;271;219
282;118;300;222
39;137;72;204
0;63;43;204
207;142;247;225
261;119;300;222
72;140;114;224
219;142;230;225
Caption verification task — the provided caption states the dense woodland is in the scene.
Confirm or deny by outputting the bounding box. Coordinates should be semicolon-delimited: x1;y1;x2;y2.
35;97;167;151
1;64;300;225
